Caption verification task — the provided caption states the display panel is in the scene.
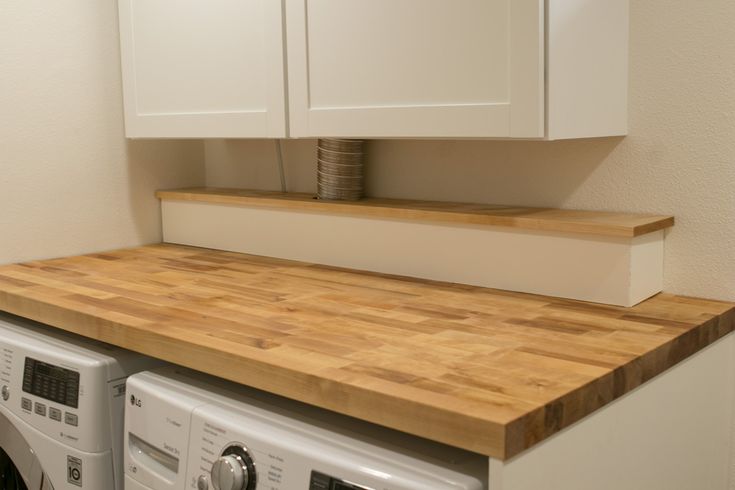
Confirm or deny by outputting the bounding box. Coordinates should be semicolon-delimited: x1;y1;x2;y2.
309;471;370;490
22;357;80;408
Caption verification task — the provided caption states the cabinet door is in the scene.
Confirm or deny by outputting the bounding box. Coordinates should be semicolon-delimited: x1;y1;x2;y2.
118;0;286;138
286;0;544;138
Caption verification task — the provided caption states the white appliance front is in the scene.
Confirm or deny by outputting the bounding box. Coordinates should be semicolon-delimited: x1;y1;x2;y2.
125;367;487;490
0;312;162;489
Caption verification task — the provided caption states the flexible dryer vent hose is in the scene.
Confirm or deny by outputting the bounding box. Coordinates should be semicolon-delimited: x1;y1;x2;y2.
316;139;365;201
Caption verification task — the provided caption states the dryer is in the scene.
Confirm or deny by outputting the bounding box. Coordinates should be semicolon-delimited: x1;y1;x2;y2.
0;312;163;490
124;366;487;490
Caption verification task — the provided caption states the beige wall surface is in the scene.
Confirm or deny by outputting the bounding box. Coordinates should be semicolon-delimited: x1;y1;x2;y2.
206;0;735;302
0;1;204;265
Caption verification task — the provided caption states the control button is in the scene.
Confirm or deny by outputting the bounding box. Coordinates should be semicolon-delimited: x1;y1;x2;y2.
21;397;32;411
197;475;210;490
34;402;47;416
49;407;62;421
1;385;9;401
65;412;78;427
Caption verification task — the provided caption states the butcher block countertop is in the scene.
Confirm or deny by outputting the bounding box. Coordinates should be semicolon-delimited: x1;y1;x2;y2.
0;244;732;460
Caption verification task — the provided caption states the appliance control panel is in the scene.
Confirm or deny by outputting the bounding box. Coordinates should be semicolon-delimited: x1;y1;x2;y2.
1;348;95;451
125;369;487;490
183;402;484;490
0;317;123;453
1;346;14;400
22;357;81;408
188;405;283;490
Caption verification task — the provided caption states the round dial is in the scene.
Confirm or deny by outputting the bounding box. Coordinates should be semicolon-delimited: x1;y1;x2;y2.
210;445;256;490
211;455;247;490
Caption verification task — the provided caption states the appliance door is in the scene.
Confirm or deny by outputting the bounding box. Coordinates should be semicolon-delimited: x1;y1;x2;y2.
0;411;51;490
124;475;153;490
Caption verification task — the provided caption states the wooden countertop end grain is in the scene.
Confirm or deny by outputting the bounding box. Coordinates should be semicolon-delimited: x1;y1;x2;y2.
156;187;675;238
0;244;731;459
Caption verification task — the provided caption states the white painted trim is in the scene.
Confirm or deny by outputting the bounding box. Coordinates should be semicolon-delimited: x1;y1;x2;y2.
300;105;512;139
628;230;665;306
160;200;664;307
510;0;545;138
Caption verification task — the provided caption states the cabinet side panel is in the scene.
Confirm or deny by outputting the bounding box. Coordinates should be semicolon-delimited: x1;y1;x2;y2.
492;333;735;490
546;0;629;139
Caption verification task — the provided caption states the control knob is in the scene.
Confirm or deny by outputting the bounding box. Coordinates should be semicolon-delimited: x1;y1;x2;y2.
211;445;256;490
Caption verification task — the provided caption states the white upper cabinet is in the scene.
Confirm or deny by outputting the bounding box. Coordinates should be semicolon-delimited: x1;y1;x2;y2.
286;0;544;138
118;0;628;140
118;0;287;138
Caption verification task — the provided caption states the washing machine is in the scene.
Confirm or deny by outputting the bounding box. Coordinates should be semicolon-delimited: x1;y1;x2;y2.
0;311;164;490
124;366;488;490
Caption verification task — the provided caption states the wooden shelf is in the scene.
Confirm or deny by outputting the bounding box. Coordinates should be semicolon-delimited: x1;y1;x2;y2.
156;187;674;238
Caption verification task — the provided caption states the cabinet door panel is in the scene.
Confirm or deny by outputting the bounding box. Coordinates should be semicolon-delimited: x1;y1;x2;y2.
119;0;286;138
286;0;543;138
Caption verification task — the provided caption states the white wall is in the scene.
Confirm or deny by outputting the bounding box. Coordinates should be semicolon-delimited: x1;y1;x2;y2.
0;1;205;265
205;0;735;302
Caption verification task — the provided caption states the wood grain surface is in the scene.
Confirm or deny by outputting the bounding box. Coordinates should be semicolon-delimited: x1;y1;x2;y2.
0;244;730;459
156;188;675;238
